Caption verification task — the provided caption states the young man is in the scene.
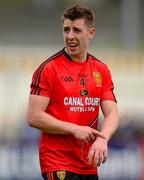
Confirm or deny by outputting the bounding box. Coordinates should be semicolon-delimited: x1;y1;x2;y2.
27;5;119;180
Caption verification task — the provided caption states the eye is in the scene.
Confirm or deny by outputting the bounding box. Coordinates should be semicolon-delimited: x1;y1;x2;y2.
63;27;70;33
73;27;81;33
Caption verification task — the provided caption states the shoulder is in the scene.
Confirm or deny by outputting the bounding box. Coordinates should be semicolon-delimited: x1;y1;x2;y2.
32;49;63;79
88;53;108;70
38;49;63;70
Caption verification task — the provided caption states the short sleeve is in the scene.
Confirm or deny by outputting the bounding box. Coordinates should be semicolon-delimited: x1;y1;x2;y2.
30;63;55;97
101;66;117;103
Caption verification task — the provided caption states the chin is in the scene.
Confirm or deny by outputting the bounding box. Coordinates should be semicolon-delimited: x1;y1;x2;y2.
67;48;80;56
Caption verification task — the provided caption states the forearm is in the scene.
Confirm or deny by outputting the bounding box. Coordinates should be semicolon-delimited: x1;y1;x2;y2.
28;110;106;142
28;111;76;135
100;112;119;141
27;95;106;138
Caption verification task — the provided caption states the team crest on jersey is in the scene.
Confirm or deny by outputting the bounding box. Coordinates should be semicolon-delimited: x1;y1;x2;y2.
56;170;66;180
93;72;102;85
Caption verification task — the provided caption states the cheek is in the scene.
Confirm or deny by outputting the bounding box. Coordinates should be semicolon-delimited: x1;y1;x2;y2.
63;35;67;43
81;37;89;45
63;33;67;39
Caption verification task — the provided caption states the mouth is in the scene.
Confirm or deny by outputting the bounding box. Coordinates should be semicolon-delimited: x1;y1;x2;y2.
67;41;78;49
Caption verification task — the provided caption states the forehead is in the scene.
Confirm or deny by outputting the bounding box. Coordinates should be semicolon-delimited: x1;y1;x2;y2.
62;18;87;28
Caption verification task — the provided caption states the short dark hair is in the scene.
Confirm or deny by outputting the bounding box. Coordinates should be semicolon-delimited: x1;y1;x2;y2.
61;4;95;28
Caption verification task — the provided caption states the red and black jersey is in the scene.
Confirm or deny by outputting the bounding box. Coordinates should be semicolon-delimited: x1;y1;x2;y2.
30;48;116;175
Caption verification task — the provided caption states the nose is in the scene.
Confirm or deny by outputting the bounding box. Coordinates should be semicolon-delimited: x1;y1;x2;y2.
68;30;74;39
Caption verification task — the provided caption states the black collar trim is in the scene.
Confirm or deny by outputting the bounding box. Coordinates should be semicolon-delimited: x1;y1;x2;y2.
62;48;89;62
62;48;72;61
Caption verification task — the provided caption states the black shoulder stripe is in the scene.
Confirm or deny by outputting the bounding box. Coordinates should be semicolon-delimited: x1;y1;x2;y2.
88;53;105;64
32;50;62;94
32;50;63;95
31;50;63;95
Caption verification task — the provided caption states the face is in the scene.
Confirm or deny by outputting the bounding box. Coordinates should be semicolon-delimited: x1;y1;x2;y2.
62;18;95;60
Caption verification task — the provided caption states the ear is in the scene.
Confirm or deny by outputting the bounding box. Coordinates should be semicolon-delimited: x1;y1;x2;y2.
89;28;96;39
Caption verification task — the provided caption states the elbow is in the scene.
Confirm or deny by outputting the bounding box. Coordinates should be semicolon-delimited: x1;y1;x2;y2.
27;114;36;128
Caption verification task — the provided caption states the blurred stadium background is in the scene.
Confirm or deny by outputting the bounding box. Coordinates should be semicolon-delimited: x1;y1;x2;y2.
0;0;144;179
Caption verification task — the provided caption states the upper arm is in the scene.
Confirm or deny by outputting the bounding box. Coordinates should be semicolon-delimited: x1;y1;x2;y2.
30;63;56;97
101;65;117;103
27;94;50;122
101;100;118;117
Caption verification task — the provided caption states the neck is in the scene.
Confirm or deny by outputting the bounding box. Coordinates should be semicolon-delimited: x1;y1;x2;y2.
72;54;87;63
65;48;87;63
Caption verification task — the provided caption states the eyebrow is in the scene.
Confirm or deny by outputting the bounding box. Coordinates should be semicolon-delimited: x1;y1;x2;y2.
63;25;82;29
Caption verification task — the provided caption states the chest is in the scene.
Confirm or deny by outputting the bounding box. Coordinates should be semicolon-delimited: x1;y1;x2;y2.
54;63;103;98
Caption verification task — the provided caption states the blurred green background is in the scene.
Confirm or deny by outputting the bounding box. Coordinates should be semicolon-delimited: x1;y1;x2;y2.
0;0;144;179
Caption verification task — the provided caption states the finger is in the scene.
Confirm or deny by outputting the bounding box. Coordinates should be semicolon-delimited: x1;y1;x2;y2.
97;151;103;167
92;129;105;139
87;148;95;164
90;133;96;141
94;150;100;167
102;150;108;164
84;136;90;143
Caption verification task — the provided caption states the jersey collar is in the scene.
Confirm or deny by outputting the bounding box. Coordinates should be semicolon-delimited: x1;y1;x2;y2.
62;48;89;62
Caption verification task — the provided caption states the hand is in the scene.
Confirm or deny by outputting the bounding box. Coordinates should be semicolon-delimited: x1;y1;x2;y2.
87;137;108;167
72;125;105;143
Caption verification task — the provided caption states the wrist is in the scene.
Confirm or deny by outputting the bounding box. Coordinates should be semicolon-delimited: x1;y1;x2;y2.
96;134;109;143
65;122;78;135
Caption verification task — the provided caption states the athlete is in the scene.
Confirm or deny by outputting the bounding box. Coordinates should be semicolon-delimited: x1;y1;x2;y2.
27;4;119;180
